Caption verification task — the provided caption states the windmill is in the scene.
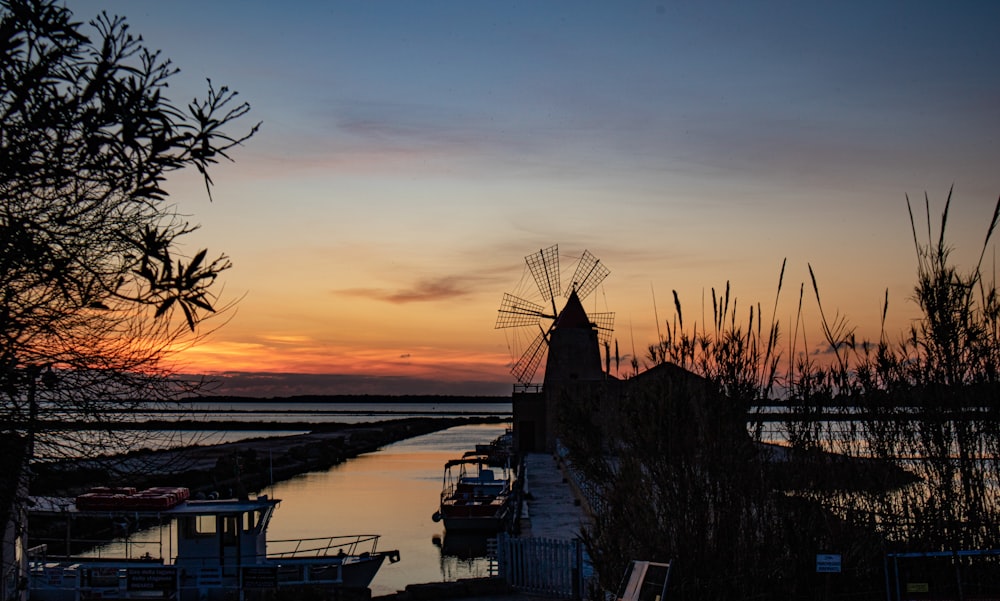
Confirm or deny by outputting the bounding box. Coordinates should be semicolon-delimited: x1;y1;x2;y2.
495;245;614;384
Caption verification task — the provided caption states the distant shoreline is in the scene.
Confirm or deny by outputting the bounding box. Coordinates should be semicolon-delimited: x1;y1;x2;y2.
31;416;508;498
180;394;511;403
22;395;513;430
25;415;511;431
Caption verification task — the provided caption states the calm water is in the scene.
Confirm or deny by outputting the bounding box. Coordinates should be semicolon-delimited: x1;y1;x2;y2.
177;401;511;423
255;422;510;596
110;401;512;449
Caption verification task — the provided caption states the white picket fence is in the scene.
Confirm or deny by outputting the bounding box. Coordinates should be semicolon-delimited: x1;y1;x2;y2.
495;533;588;599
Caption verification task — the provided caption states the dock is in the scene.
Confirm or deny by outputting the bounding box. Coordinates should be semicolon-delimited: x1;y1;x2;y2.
518;452;591;539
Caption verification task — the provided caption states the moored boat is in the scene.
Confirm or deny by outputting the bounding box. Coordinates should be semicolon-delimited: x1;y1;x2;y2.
27;487;399;600
432;455;514;533
474;429;514;467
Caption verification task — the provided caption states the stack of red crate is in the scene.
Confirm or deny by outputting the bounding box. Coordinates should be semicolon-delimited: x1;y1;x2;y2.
75;486;190;510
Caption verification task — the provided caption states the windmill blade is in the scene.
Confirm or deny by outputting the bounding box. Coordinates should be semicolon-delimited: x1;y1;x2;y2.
590;311;615;345
495;293;550;328
566;249;609;300
512;330;548;384
525;244;561;307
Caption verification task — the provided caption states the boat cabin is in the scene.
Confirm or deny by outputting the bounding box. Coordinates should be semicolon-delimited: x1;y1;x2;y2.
170;498;275;576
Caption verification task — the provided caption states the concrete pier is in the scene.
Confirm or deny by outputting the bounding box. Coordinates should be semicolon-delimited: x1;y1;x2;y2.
518;452;591;539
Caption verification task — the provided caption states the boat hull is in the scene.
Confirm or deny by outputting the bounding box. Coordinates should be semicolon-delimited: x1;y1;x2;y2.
29;552;396;601
338;552;390;588
439;498;513;532
441;513;508;532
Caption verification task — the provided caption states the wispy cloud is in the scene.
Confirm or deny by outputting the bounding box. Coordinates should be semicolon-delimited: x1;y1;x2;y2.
337;275;494;304
260;334;313;344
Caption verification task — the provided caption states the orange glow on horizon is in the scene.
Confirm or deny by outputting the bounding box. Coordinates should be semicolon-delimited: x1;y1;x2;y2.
160;282;929;390
169;337;512;383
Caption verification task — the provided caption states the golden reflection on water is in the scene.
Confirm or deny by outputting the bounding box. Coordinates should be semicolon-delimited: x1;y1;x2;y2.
256;423;510;597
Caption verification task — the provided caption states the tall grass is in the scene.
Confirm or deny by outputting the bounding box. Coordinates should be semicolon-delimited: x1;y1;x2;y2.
792;190;1000;552
648;258;785;404
560;191;1000;599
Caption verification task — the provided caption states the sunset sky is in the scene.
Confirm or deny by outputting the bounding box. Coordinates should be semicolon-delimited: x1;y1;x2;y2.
71;1;1000;397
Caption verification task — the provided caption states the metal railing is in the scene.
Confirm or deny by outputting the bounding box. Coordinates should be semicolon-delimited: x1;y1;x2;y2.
266;534;381;559
495;533;589;599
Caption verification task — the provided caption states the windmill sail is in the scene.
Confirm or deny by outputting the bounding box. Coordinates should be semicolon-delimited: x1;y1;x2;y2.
496;245;613;385
512;330;548;384
566;249;609;300
525;244;561;313
495;293;550;328
589;311;616;344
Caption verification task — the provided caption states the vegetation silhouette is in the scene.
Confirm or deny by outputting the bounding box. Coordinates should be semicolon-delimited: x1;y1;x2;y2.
559;191;1000;600
0;0;257;596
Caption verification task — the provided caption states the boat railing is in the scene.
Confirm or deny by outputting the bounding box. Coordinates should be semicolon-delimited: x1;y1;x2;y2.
26;536;164;562
266;534;381;559
27;544;48;561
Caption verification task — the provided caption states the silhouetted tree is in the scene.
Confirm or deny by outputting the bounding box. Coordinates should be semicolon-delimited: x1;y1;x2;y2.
0;0;257;596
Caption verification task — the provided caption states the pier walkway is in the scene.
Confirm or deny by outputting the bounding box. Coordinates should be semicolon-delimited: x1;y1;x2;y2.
518;452;591;539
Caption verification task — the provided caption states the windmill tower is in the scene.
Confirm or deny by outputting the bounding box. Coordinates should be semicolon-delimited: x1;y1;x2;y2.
496;245;614;452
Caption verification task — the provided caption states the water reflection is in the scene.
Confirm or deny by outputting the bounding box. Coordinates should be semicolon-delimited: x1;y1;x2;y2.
433;532;496;582
434;532;491;559
254;423;509;597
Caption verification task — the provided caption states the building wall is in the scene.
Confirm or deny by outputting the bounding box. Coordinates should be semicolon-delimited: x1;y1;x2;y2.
541;328;606;452
512;390;546;453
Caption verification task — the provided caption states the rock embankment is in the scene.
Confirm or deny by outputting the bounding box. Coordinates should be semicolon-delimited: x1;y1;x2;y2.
31;416;504;498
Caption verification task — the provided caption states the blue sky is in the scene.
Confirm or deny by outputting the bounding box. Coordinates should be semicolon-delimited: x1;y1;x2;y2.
68;1;1000;395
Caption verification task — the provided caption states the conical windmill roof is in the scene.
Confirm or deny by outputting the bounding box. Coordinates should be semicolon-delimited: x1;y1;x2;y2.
544;288;604;386
554;290;592;330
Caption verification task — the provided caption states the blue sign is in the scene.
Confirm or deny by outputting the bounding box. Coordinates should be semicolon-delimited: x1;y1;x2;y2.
816;554;842;573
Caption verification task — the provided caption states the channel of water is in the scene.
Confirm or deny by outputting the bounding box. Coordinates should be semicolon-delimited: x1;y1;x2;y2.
83;422;511;597
256;422;510;596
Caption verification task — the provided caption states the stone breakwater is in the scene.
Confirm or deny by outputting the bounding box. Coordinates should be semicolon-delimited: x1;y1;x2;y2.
30;416;505;498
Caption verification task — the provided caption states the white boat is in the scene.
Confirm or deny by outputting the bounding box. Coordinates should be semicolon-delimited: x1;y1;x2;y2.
27;487;400;600
432;456;514;533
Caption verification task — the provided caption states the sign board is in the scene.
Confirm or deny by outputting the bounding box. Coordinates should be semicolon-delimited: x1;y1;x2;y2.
82;566;119;588
816;554;842;573
127;567;178;591
242;566;279;589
